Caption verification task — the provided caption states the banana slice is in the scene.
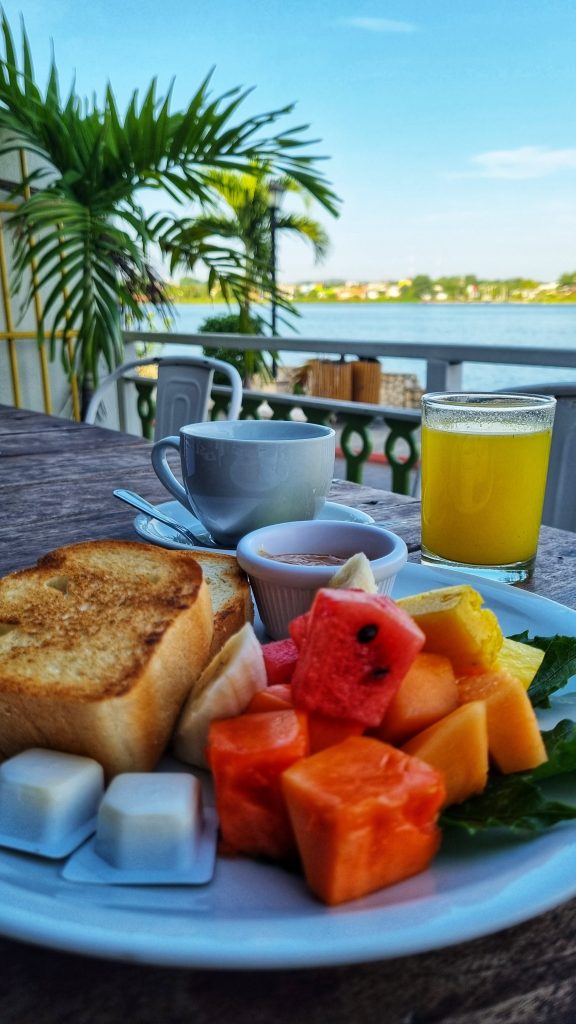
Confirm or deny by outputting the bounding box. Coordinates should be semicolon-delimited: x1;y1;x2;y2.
174;622;267;768
328;552;377;593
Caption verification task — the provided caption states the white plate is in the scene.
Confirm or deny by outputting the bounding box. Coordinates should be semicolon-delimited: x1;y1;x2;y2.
1;561;576;969
132;500;375;551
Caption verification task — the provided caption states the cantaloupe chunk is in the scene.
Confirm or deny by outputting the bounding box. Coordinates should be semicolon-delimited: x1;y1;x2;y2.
458;670;547;774
403;702;489;807
396;585;503;675
282;736;445;905
492;637;545;689
374;652;459;745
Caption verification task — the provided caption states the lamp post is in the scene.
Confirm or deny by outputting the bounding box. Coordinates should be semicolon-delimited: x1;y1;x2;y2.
268;179;285;377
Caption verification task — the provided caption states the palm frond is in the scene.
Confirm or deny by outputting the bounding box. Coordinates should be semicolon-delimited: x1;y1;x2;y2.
0;9;339;391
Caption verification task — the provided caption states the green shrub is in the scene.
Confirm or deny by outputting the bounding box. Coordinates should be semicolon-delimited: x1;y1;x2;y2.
199;312;279;384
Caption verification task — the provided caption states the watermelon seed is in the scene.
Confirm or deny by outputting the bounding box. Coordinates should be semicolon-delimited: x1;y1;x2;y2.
357;624;378;643
360;666;390;685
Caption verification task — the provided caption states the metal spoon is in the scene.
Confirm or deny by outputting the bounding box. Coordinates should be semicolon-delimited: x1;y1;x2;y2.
113;488;215;548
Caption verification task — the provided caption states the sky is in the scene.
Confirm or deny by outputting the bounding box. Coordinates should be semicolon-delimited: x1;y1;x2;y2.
2;0;576;284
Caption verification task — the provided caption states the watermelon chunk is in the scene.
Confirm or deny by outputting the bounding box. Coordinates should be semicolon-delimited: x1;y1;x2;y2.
262;638;300;685
290;589;425;727
289;612;310;650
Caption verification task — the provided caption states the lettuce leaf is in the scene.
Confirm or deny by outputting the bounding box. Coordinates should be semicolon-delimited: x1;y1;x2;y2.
532;719;576;778
441;773;576;835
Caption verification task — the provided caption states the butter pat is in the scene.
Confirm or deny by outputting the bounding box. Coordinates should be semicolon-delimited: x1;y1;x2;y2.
0;748;104;857
62;771;218;885
96;773;202;870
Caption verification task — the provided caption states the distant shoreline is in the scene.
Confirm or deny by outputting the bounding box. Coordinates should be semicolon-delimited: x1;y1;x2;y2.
163;296;569;307
166;296;576;307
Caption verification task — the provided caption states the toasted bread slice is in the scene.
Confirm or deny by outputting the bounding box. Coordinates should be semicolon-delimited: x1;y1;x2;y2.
0;540;214;777
192;549;254;654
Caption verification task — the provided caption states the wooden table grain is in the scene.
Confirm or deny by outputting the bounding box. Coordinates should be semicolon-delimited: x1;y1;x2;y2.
1;404;576;1024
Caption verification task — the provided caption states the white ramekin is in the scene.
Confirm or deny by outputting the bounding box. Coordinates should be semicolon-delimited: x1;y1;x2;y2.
236;519;408;639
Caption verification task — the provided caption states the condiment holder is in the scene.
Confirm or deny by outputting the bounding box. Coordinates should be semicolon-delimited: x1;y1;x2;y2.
236;520;408;639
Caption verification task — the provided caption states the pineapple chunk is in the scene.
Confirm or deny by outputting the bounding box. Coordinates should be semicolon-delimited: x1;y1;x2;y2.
396;585;503;675
492;637;545;690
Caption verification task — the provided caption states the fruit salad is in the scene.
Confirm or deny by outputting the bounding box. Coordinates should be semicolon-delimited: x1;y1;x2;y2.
175;579;576;907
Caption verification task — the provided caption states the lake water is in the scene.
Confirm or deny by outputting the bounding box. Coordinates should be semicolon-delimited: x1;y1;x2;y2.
166;302;576;392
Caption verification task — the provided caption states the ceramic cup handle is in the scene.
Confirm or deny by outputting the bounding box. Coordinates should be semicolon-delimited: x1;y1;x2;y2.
151;435;188;507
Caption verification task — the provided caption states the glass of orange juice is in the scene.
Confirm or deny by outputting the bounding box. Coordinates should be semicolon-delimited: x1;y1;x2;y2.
420;392;556;582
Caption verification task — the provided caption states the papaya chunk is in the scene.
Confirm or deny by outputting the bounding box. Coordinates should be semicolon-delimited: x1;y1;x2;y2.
458;670;547;774
246;684;293;713
396;585;503;675
308;713;364;753
243;691;363;751
206;709;309;860
374;652;458;745
403;702;489;807
282;736;445;905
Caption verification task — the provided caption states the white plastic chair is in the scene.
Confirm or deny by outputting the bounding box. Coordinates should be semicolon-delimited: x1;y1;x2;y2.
84;354;243;439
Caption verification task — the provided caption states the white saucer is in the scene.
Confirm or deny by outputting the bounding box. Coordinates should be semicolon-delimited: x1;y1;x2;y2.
133;500;375;552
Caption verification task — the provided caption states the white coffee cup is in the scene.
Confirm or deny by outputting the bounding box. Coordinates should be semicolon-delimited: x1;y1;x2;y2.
151;420;336;547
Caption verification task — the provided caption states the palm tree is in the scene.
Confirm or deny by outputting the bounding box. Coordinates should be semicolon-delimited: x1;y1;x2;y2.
158;164;333;383
0;13;338;411
161;164;330;329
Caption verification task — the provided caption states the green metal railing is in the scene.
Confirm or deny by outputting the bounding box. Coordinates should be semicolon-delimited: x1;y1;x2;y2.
133;378;421;495
123;326;576;497
121;327;576;496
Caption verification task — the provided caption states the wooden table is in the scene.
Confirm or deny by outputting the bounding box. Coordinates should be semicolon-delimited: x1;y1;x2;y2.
1;403;576;1024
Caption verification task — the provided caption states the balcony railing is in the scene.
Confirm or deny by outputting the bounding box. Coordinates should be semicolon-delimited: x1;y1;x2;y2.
123;329;576;390
123;329;576;496
132;374;421;494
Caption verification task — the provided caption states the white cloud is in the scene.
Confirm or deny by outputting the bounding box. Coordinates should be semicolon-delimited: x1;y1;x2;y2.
468;146;576;179
340;17;417;33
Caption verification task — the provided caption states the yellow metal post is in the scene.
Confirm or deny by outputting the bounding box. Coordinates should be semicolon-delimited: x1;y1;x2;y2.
0;209;22;407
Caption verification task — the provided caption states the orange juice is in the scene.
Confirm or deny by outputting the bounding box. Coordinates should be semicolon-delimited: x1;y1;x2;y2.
421;425;552;566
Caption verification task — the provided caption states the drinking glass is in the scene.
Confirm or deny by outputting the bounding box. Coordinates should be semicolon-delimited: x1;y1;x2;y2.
420;392;556;582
